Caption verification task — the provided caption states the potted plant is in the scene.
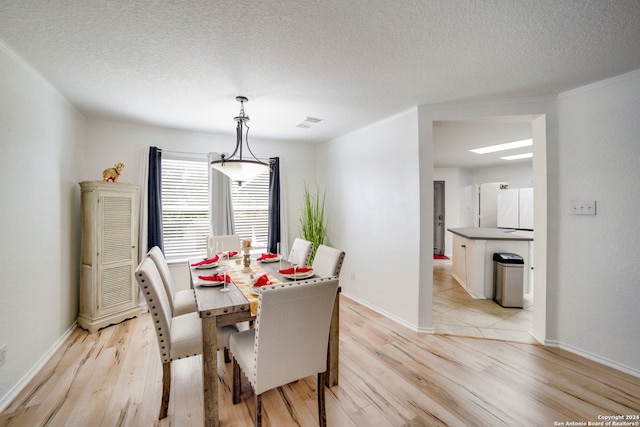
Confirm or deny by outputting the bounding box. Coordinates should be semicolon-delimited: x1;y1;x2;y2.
299;183;327;263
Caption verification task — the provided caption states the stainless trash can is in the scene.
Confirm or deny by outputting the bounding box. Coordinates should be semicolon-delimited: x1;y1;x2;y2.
493;253;524;308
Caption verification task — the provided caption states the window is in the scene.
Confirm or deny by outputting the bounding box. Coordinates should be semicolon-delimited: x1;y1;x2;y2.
160;154;270;260
161;156;210;260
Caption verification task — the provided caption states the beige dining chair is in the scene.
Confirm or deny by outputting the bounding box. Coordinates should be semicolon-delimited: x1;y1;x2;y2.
229;277;340;427
207;234;241;258
134;257;238;420
311;244;346;278
147;246;197;316
288;238;314;267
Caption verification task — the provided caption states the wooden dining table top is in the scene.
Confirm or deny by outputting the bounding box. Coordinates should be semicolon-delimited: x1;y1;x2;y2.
189;255;310;318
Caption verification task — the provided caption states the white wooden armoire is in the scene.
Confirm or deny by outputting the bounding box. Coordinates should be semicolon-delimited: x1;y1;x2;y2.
78;181;140;333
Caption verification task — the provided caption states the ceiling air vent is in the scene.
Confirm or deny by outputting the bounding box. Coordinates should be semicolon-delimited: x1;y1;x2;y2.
296;117;323;129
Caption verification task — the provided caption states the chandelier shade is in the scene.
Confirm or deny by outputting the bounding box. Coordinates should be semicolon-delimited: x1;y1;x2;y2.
212;159;268;183
211;96;269;182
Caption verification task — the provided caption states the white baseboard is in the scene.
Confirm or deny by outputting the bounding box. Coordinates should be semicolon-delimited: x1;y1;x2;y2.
545;339;640;379
528;328;544;345
0;322;78;412
450;272;485;299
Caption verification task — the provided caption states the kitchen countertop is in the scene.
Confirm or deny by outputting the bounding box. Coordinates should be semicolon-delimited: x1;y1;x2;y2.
448;227;534;241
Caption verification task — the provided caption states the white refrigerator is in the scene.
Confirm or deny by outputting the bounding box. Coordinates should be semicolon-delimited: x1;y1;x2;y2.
497;188;533;230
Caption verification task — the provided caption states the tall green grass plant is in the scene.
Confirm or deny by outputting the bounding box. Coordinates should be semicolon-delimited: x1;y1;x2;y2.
299;183;327;263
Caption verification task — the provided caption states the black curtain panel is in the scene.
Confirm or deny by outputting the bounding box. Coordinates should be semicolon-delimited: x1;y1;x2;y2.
267;157;281;254
148;146;164;252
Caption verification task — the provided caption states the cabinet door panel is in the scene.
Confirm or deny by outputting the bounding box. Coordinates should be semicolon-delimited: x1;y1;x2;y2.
101;195;134;263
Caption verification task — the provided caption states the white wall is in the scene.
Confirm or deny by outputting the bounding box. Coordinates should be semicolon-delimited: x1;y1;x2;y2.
469;163;533;188
552;70;640;373
82;118;318;258
317;109;423;329
458;169;474;228
0;42;85;404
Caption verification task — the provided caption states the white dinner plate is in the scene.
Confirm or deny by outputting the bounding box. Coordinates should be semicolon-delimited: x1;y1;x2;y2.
195;262;218;269
196;279;224;287
258;255;282;263
281;270;315;280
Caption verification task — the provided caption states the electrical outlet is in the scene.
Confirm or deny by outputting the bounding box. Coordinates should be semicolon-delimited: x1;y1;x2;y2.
570;200;597;215
0;344;7;367
350;272;356;281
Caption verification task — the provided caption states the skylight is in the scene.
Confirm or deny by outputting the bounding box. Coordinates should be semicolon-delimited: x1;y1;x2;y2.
500;153;533;160
469;138;533;154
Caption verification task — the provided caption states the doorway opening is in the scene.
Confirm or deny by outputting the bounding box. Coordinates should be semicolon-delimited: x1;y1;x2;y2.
431;114;545;344
434;181;445;256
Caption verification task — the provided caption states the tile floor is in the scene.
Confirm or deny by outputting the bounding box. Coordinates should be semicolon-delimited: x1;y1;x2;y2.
433;258;539;344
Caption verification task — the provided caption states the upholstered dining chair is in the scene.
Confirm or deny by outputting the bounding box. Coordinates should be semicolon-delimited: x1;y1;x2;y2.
134;257;238;420
207;234;241;258
311;245;346;278
229;277;340;427
147;246;197;316
288;238;314;267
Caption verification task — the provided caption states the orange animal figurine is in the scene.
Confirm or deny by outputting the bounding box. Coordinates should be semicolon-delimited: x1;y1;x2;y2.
102;162;125;182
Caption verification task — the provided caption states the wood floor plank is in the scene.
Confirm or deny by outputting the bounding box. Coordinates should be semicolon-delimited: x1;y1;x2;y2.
1;295;639;426
135;323;165;426
104;318;154;415
341;338;486;427
171;356;205;426
340;345;430;425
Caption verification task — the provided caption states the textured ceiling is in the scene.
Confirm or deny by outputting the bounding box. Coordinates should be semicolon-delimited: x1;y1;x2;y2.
1;0;640;156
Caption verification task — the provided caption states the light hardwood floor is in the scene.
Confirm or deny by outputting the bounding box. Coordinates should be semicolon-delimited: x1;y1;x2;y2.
1;296;639;426
433;258;538;344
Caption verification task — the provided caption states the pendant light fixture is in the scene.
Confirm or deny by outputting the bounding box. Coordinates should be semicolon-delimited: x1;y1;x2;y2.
211;96;269;182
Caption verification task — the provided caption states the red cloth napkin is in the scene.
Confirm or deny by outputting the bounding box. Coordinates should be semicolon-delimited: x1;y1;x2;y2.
278;267;313;275
198;274;231;283
192;256;219;266
257;253;279;261
219;251;238;258
253;274;273;286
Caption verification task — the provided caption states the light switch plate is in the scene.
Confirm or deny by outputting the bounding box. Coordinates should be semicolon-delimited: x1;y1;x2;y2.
570;200;596;215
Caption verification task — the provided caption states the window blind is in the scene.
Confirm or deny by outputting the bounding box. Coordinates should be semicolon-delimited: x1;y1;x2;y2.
161;157;209;260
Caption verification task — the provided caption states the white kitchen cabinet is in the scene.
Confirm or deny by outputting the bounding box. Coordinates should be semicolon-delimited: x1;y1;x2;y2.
77;181;140;333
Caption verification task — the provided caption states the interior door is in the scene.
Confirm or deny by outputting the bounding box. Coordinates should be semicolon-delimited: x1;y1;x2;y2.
434;181;445;256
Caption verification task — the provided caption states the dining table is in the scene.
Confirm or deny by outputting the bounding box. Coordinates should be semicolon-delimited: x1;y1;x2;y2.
189;253;340;427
